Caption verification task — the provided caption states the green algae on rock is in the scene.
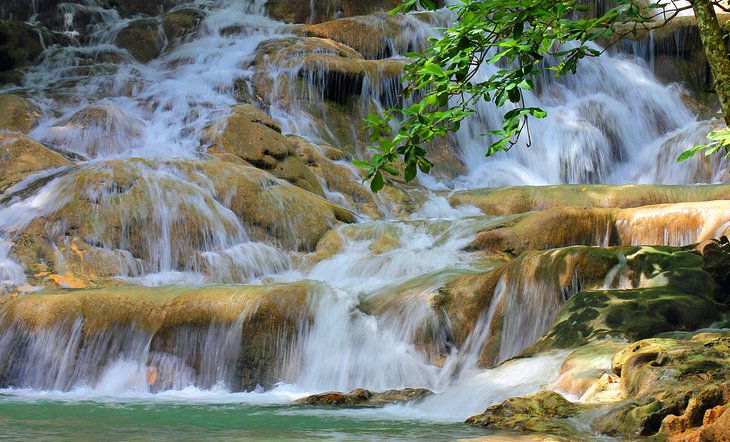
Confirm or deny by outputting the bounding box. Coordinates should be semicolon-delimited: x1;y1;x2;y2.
465;390;583;440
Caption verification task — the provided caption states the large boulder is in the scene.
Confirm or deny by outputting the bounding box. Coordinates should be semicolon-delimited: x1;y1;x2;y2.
465;390;583;439
593;332;730;439
528;247;725;353
113;17;163;63
0;282;315;391
0;133;71;194
204;104;325;197
8;159;353;289
0;94;40;133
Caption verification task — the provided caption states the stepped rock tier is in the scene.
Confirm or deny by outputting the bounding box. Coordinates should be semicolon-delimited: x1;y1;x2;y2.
0;0;729;440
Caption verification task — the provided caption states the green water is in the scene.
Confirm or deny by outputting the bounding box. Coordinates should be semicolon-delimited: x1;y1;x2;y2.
0;399;487;441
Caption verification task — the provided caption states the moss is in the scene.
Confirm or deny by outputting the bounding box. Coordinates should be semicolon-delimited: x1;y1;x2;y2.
465;391;584;439
0;94;40;133
114;18;163;63
0;133;71;193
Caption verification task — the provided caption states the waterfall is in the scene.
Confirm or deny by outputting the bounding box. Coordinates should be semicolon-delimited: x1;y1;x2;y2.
0;0;728;427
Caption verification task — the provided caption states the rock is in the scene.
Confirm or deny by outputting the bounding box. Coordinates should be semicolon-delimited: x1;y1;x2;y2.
552;340;626;401
295;387;432;407
465;391;582;439
0;94;40;133
442;246;625;367
162;8;205;48
289;136;382;218
266;0;403;24
592;331;730;438
114;18;163;63
0;282;314;390
205;104;325;197
0;21;60;74
470;201;730;256
449;184;730;216
41;103;144;157
293;13;425;59
698;237;730;300
9;159;353;289
528;247;724;353
0;133;71;193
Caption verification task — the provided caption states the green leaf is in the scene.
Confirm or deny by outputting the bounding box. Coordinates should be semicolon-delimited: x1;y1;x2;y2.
370;171;384;192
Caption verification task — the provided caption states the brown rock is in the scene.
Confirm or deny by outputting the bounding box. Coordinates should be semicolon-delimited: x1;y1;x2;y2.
0;133;71;193
0;94;40;133
205;104;324;197
114;18;163;63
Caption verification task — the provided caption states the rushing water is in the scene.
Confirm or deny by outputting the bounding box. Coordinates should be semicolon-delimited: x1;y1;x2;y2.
0;0;727;439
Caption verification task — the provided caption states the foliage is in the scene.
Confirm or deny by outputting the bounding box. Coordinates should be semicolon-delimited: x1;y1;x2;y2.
357;0;718;191
677;126;730;162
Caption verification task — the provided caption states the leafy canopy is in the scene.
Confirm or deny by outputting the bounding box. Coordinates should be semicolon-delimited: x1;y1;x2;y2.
358;0;711;191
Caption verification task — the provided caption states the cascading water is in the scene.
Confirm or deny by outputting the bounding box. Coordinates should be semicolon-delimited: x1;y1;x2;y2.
0;0;729;438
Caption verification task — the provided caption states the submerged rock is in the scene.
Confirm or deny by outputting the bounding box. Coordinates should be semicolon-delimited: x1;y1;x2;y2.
0;133;71;193
465;391;582;439
295;387;432;407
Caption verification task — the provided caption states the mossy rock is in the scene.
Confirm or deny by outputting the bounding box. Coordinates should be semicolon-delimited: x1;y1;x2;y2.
0;21;54;72
0;94;40;133
162;8;205;48
294;13;405;59
442;246;625;367
9;159;354;288
114;18;163;63
592;332;730;439
465;391;583;440
205;105;325;197
0;133;71;194
295;387;432;407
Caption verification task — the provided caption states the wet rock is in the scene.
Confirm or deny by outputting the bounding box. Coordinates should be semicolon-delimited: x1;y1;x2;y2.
0;282;314;391
529;247;724;353
0;21;61;74
592;331;730;439
0;94;40;133
553;340;626;401
266;0;403;24
9;158;353;288
295;387;432;407
114;18;163;63
442;246;624;367
205;104;325;197
698;237;730;300
450;184;730;216
41;103;144;157
162;8;205;48
0;133;71;193
293;13;423;59
465;391;582;439
290;136;382;219
470;201;730;256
